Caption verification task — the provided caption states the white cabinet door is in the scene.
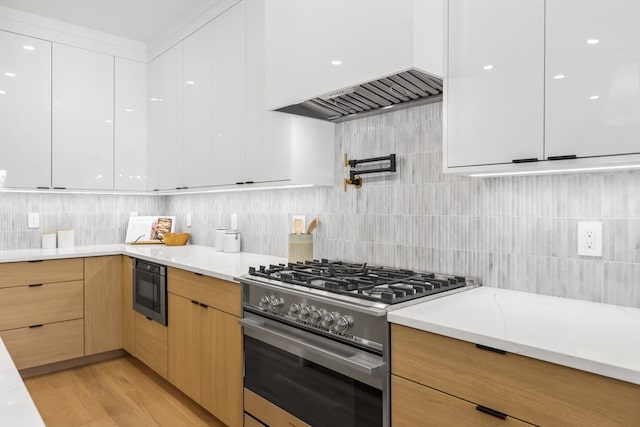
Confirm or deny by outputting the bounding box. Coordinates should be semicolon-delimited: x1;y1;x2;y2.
115;58;147;191
445;0;544;167
245;0;291;183
52;44;114;190
147;44;182;191
264;0;442;110
545;0;640;159
182;1;246;188
0;31;51;189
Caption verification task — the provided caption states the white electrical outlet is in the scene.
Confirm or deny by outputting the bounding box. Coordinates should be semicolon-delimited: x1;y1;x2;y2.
186;212;192;227
578;221;602;257
28;212;40;229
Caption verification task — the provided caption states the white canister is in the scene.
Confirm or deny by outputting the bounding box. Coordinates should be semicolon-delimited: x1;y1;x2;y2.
57;229;75;249
42;232;56;249
223;230;241;253
215;226;229;251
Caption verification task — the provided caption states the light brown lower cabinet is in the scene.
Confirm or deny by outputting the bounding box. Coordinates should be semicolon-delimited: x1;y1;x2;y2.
121;256;136;355
244;413;266;427
244;388;311;427
392;375;533;427
391;324;640;426
0;319;84;369
84;256;122;355
167;271;242;427
135;311;168;379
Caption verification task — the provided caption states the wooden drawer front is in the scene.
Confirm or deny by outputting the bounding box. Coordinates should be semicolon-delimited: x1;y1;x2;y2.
0;319;84;369
0;258;83;288
168;267;240;317
392;375;533;427
244;388;311;427
244;413;266;427
0;281;83;330
135;311;168;379
391;324;640;427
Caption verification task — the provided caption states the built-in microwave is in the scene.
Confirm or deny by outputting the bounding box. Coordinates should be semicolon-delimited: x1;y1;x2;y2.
133;258;167;326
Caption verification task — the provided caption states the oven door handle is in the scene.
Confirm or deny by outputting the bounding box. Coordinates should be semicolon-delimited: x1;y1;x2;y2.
239;317;386;379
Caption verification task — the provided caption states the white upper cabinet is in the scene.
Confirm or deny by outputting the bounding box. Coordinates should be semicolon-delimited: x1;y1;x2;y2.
545;0;640;159
264;0;443;110
445;0;544;168
147;44;182;191
182;1;246;188
115;58;147;191
0;31;51;189
52;44;114;190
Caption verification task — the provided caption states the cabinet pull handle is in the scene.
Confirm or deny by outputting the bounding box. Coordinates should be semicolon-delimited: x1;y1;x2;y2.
29;324;44;329
175;187;182;190
235;182;245;185
53;187;66;190
191;300;199;305
36;186;50;190
193;272;203;276
511;158;538;164
153;189;159;192
476;343;506;355
547;154;577;161
27;260;43;263
28;283;44;287
182;186;188;190
199;303;209;309
475;405;507;420
145;316;153;321
245;181;254;184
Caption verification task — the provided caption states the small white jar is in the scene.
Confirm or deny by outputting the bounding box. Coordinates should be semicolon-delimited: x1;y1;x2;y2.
215;226;229;251
42;232;56;249
223;230;241;253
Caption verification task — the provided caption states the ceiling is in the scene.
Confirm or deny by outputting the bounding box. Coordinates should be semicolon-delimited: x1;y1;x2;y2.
0;0;221;43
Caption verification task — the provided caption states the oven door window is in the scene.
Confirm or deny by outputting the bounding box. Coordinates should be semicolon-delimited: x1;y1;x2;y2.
135;270;157;313
244;336;382;427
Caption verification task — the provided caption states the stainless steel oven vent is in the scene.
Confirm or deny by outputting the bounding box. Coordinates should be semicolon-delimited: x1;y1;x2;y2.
276;69;442;122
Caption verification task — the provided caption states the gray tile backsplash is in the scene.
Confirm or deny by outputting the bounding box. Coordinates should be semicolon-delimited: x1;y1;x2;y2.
2;102;639;308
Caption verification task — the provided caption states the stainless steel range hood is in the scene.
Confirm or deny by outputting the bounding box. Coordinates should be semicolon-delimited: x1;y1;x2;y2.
275;69;443;123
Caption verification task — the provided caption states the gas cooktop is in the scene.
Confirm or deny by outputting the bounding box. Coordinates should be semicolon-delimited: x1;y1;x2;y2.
247;259;478;305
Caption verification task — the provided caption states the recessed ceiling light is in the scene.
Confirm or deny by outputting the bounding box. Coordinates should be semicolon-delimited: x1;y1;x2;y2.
483;65;494;70
185;80;195;85
331;60;342;66
589;95;600;100
105;119;113;123
586;39;600;45
124;108;133;112
553;74;565;80
22;45;35;51
4;72;16;77
0;90;5;95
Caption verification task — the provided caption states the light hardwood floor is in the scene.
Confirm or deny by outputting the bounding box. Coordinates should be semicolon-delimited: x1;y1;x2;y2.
24;356;226;427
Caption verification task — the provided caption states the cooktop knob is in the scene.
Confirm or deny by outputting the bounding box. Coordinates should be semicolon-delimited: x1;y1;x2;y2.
258;295;271;309
288;303;302;317
321;312;337;329
299;305;312;321
269;296;284;312
310;307;323;325
335;315;354;333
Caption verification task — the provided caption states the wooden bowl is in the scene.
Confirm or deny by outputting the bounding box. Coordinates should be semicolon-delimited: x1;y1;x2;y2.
162;232;190;246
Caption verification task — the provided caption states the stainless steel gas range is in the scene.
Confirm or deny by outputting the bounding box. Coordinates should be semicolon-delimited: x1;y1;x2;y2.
238;259;479;427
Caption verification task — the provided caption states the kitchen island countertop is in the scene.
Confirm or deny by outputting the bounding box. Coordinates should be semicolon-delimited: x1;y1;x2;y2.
0;244;287;282
387;286;640;385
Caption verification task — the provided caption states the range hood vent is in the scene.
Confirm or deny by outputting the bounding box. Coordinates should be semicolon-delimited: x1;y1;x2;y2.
276;69;442;123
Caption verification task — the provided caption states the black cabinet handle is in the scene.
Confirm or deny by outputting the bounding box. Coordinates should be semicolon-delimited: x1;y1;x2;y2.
145;316;153;321
193;272;203;276
476;405;507;420
53;187;66;190
512;158;539;164
547;154;577;161
29;324;44;329
175;187;182;190
245;181;254;184
235;182;245;185
475;343;506;355
190;300;199;305
199;303;209;309
153;189;159;192
27;260;43;263
37;186;50;190
182;186;188;189
28;283;44;287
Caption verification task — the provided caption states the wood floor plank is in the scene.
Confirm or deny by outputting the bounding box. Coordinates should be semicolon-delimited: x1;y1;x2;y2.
24;356;226;427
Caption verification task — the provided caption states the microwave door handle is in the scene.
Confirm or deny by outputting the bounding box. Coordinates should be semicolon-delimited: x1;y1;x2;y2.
239;318;386;378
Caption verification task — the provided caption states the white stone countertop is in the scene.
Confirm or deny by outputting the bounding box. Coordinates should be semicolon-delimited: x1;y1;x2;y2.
0;244;288;282
387;286;640;385
0;338;45;427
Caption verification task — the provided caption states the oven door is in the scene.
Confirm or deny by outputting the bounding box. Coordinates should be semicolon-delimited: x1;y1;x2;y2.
240;312;386;427
133;269;167;325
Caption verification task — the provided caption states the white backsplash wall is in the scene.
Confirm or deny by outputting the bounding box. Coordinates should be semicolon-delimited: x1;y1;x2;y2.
167;102;640;308
0;193;166;249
